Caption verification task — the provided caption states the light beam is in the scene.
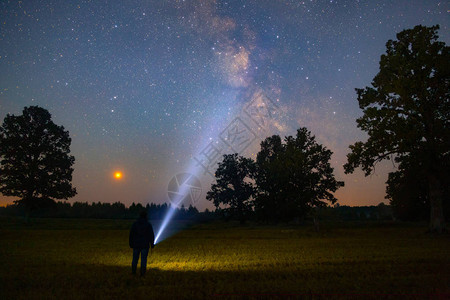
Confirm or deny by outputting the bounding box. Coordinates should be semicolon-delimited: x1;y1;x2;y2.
154;168;198;244
153;91;239;244
154;203;177;244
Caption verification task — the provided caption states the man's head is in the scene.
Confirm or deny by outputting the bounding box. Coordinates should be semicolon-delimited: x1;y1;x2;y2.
139;210;148;219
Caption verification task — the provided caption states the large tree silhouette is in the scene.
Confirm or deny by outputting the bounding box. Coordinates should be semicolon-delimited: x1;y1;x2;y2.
344;25;449;232
0;106;77;218
206;153;256;224
386;155;449;222
256;128;344;222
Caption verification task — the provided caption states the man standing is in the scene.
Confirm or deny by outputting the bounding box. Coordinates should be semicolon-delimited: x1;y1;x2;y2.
129;210;155;276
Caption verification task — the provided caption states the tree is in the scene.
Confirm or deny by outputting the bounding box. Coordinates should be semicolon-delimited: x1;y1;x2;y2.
344;25;449;232
256;128;344;222
254;135;284;222
386;156;449;221
206;153;256;223
0;106;77;218
386;160;429;221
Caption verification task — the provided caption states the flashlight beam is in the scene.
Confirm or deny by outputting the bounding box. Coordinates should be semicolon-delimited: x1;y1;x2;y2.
154;122;223;244
154;203;177;244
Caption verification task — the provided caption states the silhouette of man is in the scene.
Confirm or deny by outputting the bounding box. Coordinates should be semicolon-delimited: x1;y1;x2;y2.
129;210;155;276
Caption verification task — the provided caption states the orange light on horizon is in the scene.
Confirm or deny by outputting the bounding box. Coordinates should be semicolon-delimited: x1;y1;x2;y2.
114;171;123;179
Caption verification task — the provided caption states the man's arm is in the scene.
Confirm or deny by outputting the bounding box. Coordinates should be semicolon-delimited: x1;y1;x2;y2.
149;223;155;248
129;223;135;248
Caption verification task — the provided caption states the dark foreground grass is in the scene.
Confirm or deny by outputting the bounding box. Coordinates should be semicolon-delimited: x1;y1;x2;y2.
0;217;449;299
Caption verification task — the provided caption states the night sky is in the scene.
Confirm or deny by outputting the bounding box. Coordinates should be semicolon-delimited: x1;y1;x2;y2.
0;1;448;209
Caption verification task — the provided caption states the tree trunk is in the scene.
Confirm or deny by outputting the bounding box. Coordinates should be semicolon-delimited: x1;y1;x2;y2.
428;173;445;233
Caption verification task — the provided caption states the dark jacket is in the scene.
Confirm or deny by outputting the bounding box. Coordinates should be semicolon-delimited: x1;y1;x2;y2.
129;217;155;249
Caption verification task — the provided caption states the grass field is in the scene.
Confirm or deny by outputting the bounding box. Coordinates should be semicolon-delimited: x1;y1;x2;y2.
0;217;449;299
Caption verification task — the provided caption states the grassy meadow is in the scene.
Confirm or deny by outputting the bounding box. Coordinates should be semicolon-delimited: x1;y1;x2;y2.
0;217;449;299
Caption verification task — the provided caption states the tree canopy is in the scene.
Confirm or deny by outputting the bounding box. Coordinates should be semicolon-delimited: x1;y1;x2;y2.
206;153;256;223
344;25;449;232
207;127;344;223
0;106;77;215
256;128;344;222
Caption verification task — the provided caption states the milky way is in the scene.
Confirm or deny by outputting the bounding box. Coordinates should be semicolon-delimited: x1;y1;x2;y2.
0;1;448;209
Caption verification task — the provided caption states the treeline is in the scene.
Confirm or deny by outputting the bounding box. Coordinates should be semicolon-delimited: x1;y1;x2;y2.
0;201;394;222
315;203;393;221
215;203;394;222
206;128;448;225
0;201;203;220
206;129;345;224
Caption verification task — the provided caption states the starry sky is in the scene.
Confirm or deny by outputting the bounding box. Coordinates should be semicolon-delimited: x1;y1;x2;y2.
0;0;448;209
